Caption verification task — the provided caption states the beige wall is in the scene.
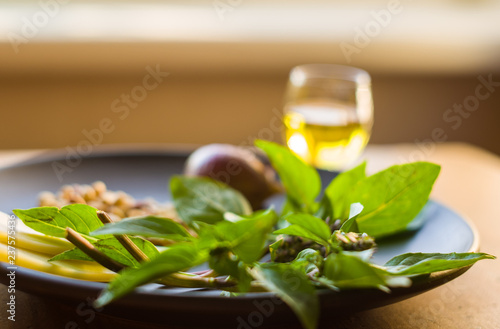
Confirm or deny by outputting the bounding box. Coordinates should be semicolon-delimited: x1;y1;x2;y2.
1;71;499;155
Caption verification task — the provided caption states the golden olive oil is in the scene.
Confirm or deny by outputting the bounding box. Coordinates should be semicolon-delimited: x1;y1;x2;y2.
284;102;372;170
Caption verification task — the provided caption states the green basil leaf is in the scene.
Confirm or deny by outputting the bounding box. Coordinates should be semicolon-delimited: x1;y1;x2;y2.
269;238;284;262
170;176;252;225
294;249;323;264
280;196;303;218
94;243;206;308
252;263;319;329
13;204;104;238
339;203;363;233
223;212;245;223
215;208;278;264
195;223;220;250
292;249;323;274
383;252;496;275
315;277;340;291
49;236;159;267
335;162;441;238
315;194;333;221
325;161;366;217
208;248;252;292
236;265;254;293
342;249;376;262
322;252;390;292
208;247;240;278
255;140;320;212
274;214;331;246
91;216;192;241
274;225;324;245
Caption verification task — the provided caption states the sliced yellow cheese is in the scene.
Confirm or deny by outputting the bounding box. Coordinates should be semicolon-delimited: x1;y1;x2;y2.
0;211;73;256
0;242;116;282
0;230;73;256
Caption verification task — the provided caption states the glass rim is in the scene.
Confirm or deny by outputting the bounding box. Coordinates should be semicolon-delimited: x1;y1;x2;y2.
289;64;371;86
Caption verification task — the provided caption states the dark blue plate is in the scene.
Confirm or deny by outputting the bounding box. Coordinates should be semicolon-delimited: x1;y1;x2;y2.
0;147;478;328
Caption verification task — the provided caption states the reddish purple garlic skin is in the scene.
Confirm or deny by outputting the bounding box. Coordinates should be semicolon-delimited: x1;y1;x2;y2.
184;144;282;209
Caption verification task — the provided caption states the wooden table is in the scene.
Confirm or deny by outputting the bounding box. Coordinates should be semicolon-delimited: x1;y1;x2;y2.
1;143;499;329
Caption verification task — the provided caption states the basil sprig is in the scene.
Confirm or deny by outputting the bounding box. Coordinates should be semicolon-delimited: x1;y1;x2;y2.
13;140;495;329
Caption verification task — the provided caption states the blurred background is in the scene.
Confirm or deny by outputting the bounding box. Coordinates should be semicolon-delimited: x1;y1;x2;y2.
0;0;499;154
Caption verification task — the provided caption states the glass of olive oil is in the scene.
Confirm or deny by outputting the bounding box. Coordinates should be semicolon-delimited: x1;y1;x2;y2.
283;64;373;171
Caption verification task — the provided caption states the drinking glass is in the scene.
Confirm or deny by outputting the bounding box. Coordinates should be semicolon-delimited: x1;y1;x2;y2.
283;64;374;171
